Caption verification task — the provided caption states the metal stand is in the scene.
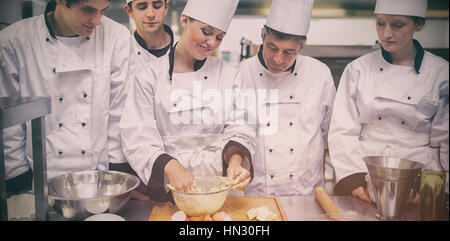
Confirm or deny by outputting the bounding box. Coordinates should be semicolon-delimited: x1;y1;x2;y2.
0;97;51;221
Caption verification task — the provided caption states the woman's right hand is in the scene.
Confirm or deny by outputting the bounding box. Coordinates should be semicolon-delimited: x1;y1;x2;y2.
164;159;194;192
352;186;372;204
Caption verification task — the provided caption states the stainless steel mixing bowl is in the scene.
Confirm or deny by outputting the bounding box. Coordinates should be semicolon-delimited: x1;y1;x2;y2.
363;156;423;220
166;175;229;217
48;170;140;220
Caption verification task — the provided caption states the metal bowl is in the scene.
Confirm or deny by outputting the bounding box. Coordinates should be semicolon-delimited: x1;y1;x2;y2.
363;156;423;220
167;176;229;217
48;170;140;220
363;156;423;182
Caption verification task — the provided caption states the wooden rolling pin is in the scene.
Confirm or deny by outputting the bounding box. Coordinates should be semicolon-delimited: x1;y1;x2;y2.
314;187;346;221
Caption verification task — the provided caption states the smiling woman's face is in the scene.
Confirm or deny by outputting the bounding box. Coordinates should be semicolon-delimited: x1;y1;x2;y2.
375;14;423;53
179;15;226;60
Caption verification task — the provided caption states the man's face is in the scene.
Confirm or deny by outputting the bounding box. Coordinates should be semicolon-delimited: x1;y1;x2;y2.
126;0;169;35
59;0;110;37
261;31;303;74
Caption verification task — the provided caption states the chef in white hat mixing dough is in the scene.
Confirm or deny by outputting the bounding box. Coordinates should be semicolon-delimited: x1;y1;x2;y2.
328;0;449;203
120;0;256;202
240;0;336;196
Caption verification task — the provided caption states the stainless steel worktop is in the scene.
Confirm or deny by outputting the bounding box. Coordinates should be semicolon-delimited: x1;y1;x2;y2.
277;196;418;221
93;196;422;221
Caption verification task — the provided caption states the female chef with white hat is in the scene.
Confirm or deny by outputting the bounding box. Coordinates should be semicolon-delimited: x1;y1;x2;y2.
328;0;449;203
240;0;336;196
120;0;256;202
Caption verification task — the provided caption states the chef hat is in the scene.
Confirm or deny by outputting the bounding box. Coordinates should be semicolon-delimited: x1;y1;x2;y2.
182;0;239;32
265;0;314;36
375;0;428;18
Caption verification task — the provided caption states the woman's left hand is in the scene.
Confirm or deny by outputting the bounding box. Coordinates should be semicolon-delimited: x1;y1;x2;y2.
226;154;251;191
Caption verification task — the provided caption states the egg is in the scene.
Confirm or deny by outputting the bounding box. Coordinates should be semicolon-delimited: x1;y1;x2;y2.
171;210;187;221
212;211;232;221
212;211;225;221
223;213;232;221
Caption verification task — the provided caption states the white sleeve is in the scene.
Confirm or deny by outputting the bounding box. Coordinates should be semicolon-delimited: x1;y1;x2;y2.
107;27;134;167
0;34;31;180
119;69;167;185
222;71;257;175
328;64;367;183
429;67;449;193
321;68;337;138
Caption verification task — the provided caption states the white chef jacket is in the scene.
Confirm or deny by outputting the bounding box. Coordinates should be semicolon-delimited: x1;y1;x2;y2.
239;48;336;196
109;26;177;169
328;40;449;194
131;24;180;67
120;50;256;199
0;3;133;181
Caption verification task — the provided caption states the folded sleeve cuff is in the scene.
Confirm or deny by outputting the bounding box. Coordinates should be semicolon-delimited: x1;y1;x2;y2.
6;168;33;196
147;153;174;203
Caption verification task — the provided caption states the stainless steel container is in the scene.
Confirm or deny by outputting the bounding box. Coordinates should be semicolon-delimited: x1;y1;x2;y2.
48;170;140;220
363;156;423;220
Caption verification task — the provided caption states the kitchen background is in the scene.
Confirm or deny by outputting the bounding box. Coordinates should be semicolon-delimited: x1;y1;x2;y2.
1;0;448;193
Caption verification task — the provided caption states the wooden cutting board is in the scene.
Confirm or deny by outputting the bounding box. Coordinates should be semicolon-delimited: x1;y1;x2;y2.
148;196;288;221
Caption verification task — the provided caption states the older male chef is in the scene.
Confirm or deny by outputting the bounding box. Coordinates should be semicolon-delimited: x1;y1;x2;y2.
240;0;336;196
0;0;133;195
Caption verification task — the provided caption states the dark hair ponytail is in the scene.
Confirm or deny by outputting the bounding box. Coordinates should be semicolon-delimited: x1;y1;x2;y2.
412;16;426;26
48;0;57;9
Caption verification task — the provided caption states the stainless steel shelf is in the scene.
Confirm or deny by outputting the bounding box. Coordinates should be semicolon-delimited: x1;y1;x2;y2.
0;97;51;128
1;97;51;221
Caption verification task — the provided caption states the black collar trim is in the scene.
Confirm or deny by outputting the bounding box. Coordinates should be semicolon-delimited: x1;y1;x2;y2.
257;44;296;74
381;39;424;74
168;43;207;81
134;24;175;54
44;0;57;39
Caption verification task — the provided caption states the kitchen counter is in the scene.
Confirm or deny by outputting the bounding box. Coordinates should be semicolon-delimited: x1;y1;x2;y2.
106;195;422;221
278;196;418;221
